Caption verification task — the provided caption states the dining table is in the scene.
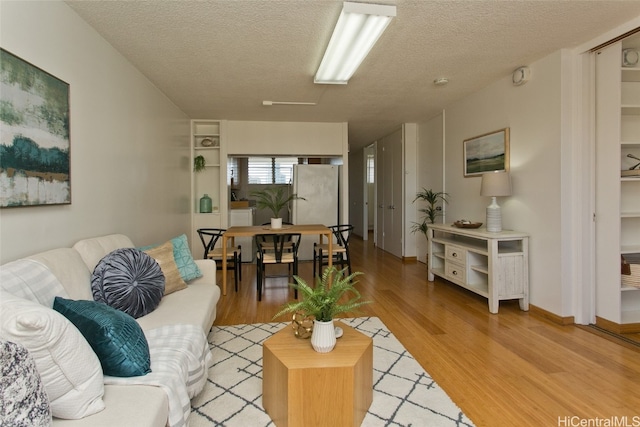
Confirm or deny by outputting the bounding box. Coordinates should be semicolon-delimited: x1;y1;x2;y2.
220;223;333;296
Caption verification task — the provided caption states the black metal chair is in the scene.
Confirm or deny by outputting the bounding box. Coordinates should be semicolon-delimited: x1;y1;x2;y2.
313;224;353;278
197;228;242;292
255;233;301;301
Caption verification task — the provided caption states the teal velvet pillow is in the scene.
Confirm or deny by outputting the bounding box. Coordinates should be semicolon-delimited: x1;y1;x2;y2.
139;234;202;282
52;297;151;378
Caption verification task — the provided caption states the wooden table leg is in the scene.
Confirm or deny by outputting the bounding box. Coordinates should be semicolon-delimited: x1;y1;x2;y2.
221;234;228;296
327;231;333;268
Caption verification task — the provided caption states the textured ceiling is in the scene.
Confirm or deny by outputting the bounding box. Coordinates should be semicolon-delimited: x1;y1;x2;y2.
65;0;640;152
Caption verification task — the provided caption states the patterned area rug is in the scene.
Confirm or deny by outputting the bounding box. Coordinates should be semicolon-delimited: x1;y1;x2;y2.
191;317;475;427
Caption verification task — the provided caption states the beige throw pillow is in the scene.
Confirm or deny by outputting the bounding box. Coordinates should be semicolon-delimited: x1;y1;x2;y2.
144;241;187;295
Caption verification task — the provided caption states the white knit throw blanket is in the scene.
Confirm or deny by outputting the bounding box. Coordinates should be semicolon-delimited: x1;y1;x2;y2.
104;324;212;427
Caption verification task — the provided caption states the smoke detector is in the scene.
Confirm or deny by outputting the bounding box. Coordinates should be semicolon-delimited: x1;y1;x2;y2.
512;66;531;86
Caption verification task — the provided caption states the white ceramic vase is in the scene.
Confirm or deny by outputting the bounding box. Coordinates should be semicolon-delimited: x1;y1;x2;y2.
270;217;282;229
311;319;336;353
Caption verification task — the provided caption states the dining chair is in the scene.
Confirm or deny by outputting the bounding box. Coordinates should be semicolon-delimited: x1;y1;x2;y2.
313;224;353;278
258;222;295;263
255;233;301;301
197;228;242;292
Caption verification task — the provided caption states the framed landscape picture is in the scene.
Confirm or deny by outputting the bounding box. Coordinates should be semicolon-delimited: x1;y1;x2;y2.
463;128;509;177
0;49;70;207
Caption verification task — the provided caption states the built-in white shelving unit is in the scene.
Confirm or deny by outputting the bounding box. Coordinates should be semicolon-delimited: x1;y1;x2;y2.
190;120;227;258
595;37;640;333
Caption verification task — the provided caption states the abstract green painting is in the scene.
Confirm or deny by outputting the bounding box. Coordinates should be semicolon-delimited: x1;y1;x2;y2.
0;49;70;207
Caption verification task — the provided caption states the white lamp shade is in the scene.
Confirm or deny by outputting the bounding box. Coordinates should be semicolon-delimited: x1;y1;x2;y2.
480;171;512;197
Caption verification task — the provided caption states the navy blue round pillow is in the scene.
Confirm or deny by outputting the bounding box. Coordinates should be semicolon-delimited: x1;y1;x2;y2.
91;248;165;319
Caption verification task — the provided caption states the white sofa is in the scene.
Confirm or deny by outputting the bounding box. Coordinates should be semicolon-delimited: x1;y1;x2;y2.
0;234;220;427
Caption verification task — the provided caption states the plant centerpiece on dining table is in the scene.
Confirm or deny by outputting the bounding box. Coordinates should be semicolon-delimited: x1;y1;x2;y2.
273;267;371;353
250;186;304;229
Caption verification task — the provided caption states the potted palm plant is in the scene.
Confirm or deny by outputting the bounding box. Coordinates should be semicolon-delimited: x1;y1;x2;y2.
273;267;371;353
412;188;448;273
250;186;304;229
411;188;448;238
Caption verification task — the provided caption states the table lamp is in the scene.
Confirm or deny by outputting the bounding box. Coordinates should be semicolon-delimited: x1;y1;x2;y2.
480;171;512;232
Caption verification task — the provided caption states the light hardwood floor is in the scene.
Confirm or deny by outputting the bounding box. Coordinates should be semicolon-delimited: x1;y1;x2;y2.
213;234;640;427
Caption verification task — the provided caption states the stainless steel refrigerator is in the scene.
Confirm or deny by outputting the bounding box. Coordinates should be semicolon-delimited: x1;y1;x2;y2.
291;164;340;260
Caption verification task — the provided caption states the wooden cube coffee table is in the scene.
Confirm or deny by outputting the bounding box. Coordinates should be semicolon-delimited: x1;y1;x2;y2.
262;322;373;427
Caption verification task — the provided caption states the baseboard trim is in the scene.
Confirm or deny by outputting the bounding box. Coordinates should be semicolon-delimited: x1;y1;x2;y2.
595;316;640;334
529;304;575;325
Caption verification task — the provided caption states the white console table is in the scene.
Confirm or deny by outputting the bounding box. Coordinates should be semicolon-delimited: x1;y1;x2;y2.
426;224;529;314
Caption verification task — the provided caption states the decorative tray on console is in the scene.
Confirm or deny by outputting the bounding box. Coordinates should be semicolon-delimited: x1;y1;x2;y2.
453;220;483;229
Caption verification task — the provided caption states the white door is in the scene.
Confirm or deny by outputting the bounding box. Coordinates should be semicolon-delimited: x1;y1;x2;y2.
376;143;386;248
389;139;403;257
376;131;403;258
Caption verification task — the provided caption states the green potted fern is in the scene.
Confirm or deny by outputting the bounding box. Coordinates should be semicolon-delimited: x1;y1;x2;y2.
273;267;371;353
250;186;304;229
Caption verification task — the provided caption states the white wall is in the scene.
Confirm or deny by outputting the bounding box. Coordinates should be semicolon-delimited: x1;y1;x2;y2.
413;17;640;321
224;120;349;225
440;51;570;315
226;121;347;156
415;113;445;263
0;1;190;263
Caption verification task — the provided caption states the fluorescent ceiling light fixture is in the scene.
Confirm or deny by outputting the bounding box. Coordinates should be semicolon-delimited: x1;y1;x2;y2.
315;2;396;85
262;100;317;106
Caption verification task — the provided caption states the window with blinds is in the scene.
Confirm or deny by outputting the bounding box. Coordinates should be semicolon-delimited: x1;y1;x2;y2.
248;157;298;184
367;154;375;183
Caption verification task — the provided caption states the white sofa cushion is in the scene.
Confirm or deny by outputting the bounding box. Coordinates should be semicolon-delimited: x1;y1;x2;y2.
0;259;68;307
27;248;94;301
52;385;168;427
136;260;219;332
73;234;135;272
0;291;105;420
